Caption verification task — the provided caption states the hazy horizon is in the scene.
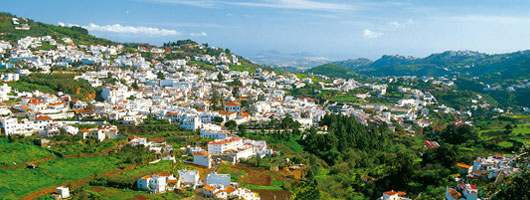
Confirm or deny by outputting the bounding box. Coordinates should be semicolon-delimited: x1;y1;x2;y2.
4;0;530;60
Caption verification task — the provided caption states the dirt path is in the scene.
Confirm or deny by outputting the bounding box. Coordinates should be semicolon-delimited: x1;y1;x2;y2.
0;156;57;170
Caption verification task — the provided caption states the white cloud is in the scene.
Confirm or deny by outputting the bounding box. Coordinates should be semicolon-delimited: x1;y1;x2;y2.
83;23;180;37
190;32;208;37
390;19;414;28
58;22;80;27
363;29;383;39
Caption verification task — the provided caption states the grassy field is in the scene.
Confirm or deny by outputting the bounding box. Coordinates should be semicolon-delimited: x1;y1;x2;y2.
0;138;55;167
7;81;56;94
476;118;530;152
229;64;256;73
80;186;191;200
218;162;247;182
329;94;360;103
48;139;118;156
120;160;174;178
0;156;122;199
242;180;284;190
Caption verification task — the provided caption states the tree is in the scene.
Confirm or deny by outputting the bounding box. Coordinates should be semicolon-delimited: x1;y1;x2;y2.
131;81;139;90
291;181;321;200
440;124;475;144
213;116;224;124
232;87;239;98
232;79;242;86
157;71;165;80
237;124;247;136
225;120;237;133
504;124;513;135
494;169;530;200
217;72;224;81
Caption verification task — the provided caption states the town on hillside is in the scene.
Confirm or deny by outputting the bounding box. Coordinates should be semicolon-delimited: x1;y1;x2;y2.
0;12;529;200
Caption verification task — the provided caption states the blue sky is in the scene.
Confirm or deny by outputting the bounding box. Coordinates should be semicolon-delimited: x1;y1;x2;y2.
3;0;530;60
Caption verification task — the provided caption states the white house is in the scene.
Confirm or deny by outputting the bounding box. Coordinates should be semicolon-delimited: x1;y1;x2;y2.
446;184;478;200
137;171;179;194
207;137;244;154
178;169;200;189
378;190;411;200
206;173;231;187
200;125;228;139
180;115;201;130
224;101;241;114
55;186;70;199
193;152;212;168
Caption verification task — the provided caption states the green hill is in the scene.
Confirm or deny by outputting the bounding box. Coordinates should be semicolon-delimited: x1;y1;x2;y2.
306;63;359;79
331;58;372;70
329;50;530;82
0;12;114;45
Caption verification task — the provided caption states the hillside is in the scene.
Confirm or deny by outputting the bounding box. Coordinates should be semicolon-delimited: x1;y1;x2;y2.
306;63;359;79
331;58;372;70
0;12;114;45
328;50;530;82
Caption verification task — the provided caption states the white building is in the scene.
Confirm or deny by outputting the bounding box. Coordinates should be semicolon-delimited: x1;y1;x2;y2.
200;125;228;139
378;190;411;200
178;169;200;189
207;137;244;154
206;173;231;187
137;171;179;194
193;152;212;168
180;115;201;130
224;101;241;114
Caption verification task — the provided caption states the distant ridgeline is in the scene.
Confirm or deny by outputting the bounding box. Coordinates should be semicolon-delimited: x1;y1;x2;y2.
308;50;530;82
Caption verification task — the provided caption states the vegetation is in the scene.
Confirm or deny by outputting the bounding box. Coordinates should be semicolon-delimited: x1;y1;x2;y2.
306;63;359;79
0;12;114;45
0;137;55;167
0;156;122;199
8;73;96;100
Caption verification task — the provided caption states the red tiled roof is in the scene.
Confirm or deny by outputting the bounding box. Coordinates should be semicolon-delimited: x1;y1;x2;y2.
154;171;173;177
203;185;216;192
36;116;52;121
457;163;472;169
28;98;45;104
193;152;210;156
224;101;241;106
208;137;242;145
150;138;166;143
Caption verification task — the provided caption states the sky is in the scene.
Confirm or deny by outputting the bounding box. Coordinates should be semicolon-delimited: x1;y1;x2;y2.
3;0;530;60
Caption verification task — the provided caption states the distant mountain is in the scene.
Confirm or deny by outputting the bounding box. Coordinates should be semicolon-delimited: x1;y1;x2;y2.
331;58;372;70
326;50;530;81
306;63;359;79
249;50;333;70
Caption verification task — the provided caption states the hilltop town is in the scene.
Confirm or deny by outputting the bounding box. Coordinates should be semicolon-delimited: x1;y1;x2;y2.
0;13;529;200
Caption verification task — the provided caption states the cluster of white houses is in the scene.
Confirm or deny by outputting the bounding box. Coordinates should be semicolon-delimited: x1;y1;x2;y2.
456;154;522;180
189;135;278;168
136;170;260;199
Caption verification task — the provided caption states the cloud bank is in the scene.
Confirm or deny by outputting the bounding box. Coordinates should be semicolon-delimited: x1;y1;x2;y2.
83;23;180;37
363;29;383;39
